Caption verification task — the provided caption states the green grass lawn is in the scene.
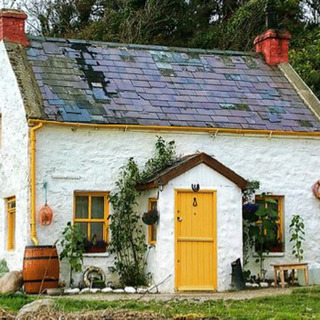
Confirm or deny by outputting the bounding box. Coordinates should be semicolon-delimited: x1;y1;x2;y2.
1;287;320;319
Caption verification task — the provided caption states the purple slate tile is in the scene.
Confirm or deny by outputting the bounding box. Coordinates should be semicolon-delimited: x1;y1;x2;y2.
125;104;144;112
150;100;169;107
132;80;151;87
43;42;62;54
120;92;140;99
139;93;157;100
155;94;175;102
211;115;229;122
220;122;243;129
115;80;135;91
145;81;165;88
113;98;135;105
125;67;144;75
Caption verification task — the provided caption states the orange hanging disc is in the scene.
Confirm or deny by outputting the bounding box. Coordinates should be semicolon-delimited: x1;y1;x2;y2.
312;180;320;200
39;204;53;226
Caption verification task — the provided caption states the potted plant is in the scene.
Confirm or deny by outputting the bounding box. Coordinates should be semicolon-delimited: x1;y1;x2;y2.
142;209;159;225
84;235;108;253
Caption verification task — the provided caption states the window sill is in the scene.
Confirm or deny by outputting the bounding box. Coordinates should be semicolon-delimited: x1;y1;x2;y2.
83;252;110;258
253;252;285;258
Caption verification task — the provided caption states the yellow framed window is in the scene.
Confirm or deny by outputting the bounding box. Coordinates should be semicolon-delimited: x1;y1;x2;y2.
255;195;284;253
74;192;109;245
148;198;157;244
7;196;16;251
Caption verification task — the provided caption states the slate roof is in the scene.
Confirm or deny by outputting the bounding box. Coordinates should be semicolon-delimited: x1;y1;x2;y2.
24;36;320;131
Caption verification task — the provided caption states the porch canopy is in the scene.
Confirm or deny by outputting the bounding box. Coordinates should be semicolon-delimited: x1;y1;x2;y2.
137;152;248;191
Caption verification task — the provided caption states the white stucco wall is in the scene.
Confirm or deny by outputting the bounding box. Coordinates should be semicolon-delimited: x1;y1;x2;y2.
0;41;30;271
27;126;320;291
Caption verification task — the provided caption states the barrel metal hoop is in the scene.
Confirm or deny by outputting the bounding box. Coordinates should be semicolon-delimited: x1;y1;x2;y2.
24;256;59;260
24;279;58;283
25;245;56;249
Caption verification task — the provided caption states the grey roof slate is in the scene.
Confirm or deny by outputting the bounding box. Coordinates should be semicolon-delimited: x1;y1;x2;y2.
24;36;320;131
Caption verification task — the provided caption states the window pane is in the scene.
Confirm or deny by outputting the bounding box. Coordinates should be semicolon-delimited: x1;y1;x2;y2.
91;197;104;219
75;222;88;239
75;196;88;219
151;224;157;242
255;197;283;253
91;222;104;241
150;201;157;211
256;199;279;219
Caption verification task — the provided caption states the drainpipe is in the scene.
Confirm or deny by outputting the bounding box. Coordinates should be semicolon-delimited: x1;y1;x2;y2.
30;122;43;245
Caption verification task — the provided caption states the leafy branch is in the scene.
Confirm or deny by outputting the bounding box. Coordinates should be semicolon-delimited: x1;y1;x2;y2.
290;215;305;262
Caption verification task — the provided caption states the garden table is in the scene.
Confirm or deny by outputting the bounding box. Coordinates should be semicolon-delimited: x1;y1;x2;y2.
272;263;309;288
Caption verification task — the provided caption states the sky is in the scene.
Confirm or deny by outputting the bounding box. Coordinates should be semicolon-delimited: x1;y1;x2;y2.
0;0;40;33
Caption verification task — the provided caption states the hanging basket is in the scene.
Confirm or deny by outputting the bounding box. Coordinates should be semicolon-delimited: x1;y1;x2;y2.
242;203;259;221
142;209;159;225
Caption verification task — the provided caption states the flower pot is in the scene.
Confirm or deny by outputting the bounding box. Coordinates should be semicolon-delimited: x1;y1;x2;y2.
142;209;158;225
243;203;259;215
269;244;283;253
85;246;107;253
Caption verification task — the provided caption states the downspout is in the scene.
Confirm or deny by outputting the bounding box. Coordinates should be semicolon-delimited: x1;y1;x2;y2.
30;122;43;245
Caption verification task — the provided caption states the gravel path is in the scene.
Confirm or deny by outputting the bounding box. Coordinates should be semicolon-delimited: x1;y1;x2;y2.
62;287;293;302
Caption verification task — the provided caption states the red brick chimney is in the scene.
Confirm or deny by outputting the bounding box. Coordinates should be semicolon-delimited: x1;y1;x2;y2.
0;9;29;46
254;30;291;66
254;0;291;66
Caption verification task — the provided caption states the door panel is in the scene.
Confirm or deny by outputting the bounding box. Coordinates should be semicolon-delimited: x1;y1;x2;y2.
175;191;217;291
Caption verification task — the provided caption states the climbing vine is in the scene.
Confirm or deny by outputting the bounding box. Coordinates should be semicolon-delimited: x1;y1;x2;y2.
242;180;260;266
108;136;177;287
140;136;177;182
290;215;305;262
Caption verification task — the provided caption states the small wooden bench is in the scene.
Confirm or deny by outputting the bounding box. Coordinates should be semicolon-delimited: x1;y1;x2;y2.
272;263;309;288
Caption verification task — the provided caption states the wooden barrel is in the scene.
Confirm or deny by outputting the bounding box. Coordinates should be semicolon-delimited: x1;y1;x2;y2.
23;245;60;294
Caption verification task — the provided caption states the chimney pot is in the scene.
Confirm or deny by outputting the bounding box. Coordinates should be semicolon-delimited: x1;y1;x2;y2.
0;9;29;46
254;1;291;66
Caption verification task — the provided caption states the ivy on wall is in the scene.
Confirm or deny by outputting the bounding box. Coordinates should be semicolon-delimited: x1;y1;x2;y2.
108;136;177;287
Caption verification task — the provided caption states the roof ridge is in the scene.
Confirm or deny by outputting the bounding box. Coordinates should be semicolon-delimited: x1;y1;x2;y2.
27;35;257;57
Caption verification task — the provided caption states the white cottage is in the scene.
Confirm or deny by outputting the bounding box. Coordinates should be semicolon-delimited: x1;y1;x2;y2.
1;9;320;292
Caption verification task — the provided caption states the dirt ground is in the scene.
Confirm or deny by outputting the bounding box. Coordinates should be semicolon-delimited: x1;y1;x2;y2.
62;287;293;302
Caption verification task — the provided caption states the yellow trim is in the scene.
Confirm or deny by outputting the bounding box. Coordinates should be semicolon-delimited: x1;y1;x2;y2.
73;192;109;243
148;198;157;244
30;122;43;245
28;119;320;138
174;189;217;291
255;195;284;251
7;196;16;251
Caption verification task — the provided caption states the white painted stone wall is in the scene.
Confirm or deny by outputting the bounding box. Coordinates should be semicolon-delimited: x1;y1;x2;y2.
0;41;30;271
31;126;320;291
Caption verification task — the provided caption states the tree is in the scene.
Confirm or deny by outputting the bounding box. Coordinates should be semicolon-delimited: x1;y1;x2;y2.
23;0;320;100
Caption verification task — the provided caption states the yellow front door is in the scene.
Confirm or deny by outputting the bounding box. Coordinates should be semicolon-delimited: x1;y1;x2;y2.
175;190;217;291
